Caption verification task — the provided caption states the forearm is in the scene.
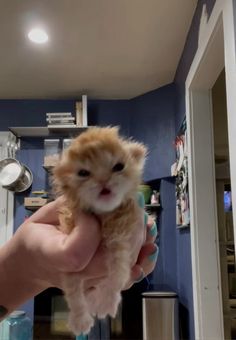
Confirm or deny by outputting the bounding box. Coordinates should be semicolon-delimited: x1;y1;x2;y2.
0;237;45;319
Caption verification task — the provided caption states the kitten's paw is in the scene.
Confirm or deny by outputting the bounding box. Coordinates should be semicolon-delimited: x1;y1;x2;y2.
68;313;94;335
96;293;121;319
97;306;117;319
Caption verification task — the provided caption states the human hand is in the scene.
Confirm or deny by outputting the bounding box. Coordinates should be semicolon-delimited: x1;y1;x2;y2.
125;194;158;289
14;197;106;291
18;194;158;291
0;194;158;316
0;197;105;317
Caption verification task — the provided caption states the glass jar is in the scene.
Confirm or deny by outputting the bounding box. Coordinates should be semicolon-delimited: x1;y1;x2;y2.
138;184;152;204
76;334;88;340
5;310;32;340
63;138;72;151
44;139;60;167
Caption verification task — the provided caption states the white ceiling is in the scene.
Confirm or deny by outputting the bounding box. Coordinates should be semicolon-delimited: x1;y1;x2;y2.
0;0;197;100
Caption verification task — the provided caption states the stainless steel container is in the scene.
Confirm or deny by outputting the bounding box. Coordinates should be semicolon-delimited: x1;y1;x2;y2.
0;158;33;192
142;291;179;340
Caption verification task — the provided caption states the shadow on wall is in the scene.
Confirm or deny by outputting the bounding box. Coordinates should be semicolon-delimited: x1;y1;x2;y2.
179;303;190;340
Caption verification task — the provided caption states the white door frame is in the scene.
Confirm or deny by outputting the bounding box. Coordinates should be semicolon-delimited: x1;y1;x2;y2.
0;131;16;339
186;0;236;339
0;131;16;245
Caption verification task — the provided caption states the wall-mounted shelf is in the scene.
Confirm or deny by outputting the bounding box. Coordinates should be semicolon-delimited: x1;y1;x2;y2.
9;126;90;137
24;197;48;211
24;205;42;211
43;165;55;172
145;204;161;209
220;241;234;246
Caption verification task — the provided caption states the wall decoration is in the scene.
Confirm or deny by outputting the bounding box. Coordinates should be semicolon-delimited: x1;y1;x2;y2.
173;117;190;228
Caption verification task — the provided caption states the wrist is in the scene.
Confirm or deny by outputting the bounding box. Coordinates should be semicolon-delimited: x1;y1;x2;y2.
0;226;46;316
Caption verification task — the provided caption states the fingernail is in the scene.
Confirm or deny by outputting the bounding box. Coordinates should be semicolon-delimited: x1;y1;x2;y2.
149;222;157;237
134;270;145;283
144;212;148;226
137;192;145;208
148;246;159;262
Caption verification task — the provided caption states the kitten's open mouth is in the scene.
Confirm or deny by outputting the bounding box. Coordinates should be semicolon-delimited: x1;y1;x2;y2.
100;188;111;196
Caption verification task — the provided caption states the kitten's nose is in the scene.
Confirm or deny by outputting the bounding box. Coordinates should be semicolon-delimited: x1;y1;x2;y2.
99;181;109;188
98;178;110;187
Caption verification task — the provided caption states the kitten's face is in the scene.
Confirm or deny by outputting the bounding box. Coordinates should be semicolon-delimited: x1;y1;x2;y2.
54;127;146;213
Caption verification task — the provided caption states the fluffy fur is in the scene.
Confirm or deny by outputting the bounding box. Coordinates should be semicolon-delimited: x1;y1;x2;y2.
53;126;147;335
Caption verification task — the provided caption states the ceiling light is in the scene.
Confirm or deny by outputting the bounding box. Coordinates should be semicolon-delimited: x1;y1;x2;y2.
28;28;49;44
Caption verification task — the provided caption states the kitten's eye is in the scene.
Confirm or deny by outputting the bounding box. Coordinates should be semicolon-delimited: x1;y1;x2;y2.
112;162;125;172
78;169;90;177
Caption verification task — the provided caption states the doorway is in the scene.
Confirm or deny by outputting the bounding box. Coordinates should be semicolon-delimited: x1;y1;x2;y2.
213;69;235;339
185;0;236;339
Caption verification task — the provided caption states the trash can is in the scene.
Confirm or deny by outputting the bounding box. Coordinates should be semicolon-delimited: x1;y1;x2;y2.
142;291;179;340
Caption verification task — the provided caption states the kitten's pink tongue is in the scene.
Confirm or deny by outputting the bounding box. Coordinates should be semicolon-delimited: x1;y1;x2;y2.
100;188;111;195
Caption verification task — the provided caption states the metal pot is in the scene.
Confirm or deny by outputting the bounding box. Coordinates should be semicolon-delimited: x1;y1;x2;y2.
0;158;33;193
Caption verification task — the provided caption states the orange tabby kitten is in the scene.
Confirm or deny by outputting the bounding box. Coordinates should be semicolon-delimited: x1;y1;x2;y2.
53;126;147;335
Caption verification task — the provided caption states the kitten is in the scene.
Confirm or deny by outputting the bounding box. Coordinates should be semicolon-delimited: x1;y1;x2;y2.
53;126;147;335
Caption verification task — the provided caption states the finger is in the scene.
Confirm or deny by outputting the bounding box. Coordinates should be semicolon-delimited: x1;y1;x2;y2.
146;219;158;243
81;245;108;279
137;242;158;263
56;213;101;272
137;192;147;230
26;198;62;225
137;243;159;277
137;192;145;209
124;265;144;290
124;243;159;289
25;212;101;273
135;243;158;277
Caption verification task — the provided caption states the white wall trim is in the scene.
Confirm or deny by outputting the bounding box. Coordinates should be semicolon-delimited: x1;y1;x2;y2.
223;0;236;253
0;132;16;339
185;0;236;339
0;132;16;246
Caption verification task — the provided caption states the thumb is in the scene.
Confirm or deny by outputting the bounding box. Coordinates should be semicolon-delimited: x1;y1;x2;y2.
26;198;62;225
56;212;102;272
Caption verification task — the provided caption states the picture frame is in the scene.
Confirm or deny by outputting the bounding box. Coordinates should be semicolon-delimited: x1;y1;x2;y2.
173;117;190;228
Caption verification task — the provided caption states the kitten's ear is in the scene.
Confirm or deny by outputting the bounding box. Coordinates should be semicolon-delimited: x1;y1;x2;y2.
108;126;120;135
126;142;147;165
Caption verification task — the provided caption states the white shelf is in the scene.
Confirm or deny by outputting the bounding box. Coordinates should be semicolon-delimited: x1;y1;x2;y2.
145;204;161;209
43;165;55;172
220;241;235;246
9;126;90;137
24;205;42;211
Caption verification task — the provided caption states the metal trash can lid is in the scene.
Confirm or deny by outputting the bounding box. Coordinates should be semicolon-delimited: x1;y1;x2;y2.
142;291;177;298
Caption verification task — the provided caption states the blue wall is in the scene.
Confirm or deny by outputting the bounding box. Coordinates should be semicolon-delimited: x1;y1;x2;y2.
0;100;76;129
88;99;131;137
130;84;176;181
128;84;193;339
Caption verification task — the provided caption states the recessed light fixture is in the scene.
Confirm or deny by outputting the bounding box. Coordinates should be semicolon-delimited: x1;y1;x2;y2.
28;28;49;44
